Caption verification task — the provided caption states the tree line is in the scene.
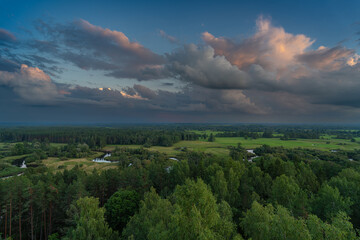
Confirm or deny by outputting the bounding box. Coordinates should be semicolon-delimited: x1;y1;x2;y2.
0;127;200;148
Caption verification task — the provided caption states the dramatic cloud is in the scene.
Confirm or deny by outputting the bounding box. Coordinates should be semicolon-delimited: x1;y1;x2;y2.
191;17;360;111
202;17;357;81
1;16;360;122
0;64;64;102
203;17;313;73
35;19;166;80
166;44;249;89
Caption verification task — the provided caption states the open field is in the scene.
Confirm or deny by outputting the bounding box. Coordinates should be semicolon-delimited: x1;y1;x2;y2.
103;136;360;156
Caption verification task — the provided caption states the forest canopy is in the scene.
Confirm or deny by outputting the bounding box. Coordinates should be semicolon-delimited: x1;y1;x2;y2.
1;125;360;239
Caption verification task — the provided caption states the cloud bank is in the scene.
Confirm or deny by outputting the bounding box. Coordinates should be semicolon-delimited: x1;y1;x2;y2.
1;17;359;122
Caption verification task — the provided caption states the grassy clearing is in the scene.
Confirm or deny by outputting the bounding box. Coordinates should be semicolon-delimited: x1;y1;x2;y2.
41;152;118;173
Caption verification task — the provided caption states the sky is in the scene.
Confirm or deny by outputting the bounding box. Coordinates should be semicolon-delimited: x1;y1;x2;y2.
0;0;360;123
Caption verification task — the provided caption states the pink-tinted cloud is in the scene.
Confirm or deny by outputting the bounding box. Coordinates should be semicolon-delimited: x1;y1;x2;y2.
19;64;51;82
34;19;166;80
297;46;355;71
202;17;356;80
76;19;156;58
203;17;313;72
0;64;64;102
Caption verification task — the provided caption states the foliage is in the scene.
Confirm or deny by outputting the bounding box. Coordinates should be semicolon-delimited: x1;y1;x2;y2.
1;126;360;239
64;197;119;240
104;189;140;232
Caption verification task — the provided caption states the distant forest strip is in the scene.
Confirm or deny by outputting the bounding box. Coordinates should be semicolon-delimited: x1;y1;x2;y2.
0;127;200;147
1;125;360;146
